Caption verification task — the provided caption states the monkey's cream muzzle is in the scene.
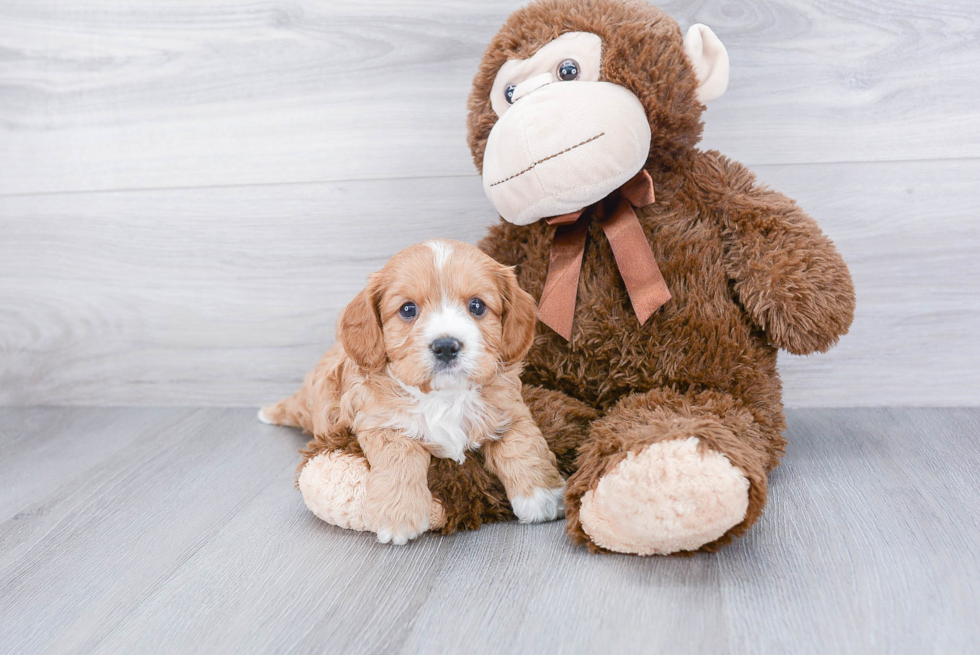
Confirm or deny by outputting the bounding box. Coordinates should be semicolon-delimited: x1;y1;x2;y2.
482;80;651;226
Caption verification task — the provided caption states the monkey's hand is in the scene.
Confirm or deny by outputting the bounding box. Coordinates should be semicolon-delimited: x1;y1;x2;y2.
706;153;856;355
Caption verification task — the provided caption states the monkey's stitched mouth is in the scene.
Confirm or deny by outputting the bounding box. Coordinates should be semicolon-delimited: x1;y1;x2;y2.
488;132;605;188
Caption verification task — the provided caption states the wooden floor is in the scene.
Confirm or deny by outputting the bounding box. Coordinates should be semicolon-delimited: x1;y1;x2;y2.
1;407;977;654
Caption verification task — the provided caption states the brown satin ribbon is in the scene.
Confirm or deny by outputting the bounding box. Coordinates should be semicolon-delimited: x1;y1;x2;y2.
537;170;671;340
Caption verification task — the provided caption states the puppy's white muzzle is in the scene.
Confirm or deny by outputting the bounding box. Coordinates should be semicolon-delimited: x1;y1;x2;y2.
422;302;484;382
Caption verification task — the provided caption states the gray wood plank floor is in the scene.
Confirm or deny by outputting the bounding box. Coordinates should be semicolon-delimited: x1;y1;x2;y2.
1;407;977;654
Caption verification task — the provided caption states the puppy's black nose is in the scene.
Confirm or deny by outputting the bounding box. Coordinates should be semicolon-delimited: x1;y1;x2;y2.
431;337;462;362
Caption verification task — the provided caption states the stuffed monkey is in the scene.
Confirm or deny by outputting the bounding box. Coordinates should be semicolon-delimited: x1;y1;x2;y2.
296;0;854;555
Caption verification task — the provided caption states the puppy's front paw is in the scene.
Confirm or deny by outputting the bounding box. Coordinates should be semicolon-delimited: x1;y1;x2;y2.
366;483;433;546
374;509;430;546
376;522;427;546
511;483;566;524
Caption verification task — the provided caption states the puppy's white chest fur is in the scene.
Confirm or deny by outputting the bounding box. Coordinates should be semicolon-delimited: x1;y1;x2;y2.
388;382;488;464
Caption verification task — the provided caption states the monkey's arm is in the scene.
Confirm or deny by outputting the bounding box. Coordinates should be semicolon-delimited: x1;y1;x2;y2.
698;152;855;355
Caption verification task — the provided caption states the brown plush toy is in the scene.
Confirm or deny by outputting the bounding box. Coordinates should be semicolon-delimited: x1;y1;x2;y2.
295;0;855;555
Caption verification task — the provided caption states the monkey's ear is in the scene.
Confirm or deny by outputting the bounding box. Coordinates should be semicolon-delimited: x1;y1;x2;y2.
684;24;729;104
338;280;387;373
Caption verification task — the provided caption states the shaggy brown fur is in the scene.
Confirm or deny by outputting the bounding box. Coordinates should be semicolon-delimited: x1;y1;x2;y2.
302;0;854;553
466;0;851;552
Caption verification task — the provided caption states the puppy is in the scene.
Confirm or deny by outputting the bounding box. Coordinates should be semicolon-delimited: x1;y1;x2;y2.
261;239;565;544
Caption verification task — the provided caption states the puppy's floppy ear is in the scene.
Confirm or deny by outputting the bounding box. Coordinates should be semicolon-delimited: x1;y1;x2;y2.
497;265;538;366
338;277;386;372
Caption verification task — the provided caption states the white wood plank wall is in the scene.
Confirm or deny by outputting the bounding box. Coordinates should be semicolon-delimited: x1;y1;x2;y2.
1;0;977;406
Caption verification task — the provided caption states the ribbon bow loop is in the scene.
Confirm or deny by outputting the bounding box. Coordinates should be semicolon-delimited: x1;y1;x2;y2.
537;170;671;340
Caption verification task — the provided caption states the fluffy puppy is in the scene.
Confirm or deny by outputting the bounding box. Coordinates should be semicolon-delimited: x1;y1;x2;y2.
261;239;565;544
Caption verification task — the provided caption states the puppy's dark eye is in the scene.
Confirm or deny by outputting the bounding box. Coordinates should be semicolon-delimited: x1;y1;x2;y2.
504;84;516;104
557;59;580;81
468;298;487;317
399;302;418;320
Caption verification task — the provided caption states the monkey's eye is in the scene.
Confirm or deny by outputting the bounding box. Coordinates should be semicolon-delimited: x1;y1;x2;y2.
468;298;488;317
399;302;418;320
504;84;517;104
557;59;580;81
